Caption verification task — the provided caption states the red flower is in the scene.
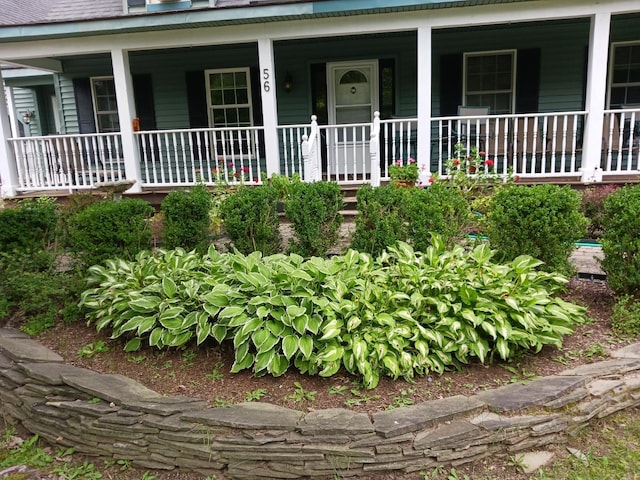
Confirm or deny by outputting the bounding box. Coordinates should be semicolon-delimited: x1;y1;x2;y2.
242;166;249;173
254;178;259;183
228;162;234;168
485;159;495;167
212;169;218;174
452;159;460;166
469;165;477;173
514;175;521;183
428;177;435;183
233;172;239;178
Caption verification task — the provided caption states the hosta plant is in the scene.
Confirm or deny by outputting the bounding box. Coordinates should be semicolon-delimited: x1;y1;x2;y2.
80;238;587;389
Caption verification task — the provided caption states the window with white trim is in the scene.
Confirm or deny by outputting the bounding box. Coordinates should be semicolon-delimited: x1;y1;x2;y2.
90;77;119;133
609;42;640;107
464;50;515;114
205;68;254;127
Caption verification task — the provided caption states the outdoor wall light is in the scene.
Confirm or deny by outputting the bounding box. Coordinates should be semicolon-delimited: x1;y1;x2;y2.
283;72;293;93
22;110;36;125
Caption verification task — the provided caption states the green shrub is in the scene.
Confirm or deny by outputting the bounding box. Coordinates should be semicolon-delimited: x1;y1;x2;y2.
57;193;101;248
581;184;619;239
220;185;281;255
161;185;212;251
351;184;469;256
611;295;640;336
486;185;587;275
284;181;344;257
599;184;640;296
0;197;58;253
351;184;406;257
403;184;469;252
66;198;154;266
81;238;586;389
0;252;84;334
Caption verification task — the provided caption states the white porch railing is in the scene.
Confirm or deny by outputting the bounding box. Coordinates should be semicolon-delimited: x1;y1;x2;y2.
135;127;265;187
431;112;588;179
8;133;124;192
602;108;640;175
6;110;638;195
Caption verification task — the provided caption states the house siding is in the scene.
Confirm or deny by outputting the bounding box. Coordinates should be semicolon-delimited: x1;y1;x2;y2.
432;19;592;116
12;87;41;136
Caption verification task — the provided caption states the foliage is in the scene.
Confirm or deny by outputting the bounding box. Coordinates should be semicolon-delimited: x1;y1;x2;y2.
161;184;212;251
389;157;419;183
599;184;640;296
268;173;303;202
284;181;344;257
0;197;58;253
80;237;586;389
0;252;84;334
402;184;470;252
0;434;53;469
439;143;513;199
486;184;587;276
351;184;469;256
611;295;640;336
66;198;155;267
220;185;282;255
580;184;619;239
57;193;100;249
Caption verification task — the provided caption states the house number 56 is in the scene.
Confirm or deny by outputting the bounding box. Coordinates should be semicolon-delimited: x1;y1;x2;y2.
263;69;271;92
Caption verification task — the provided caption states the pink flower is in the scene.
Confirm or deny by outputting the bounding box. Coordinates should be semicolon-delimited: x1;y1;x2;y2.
242;166;249;173
228;162;234;168
479;151;486;156
408;157;416;164
396;159;402;166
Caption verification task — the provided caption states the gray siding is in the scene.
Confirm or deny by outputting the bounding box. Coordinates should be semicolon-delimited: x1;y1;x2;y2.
12;87;40;136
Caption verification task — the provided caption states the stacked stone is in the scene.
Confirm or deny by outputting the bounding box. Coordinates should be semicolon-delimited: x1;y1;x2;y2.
1;327;640;479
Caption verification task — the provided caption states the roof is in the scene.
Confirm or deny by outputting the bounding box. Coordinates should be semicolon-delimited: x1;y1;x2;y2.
0;0;530;27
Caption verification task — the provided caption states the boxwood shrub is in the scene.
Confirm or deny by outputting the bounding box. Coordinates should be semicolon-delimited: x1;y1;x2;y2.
66;198;155;267
220;185;282;255
351;184;469;256
161;184;212;252
486;185;587;275
0;197;58;253
284;181;344;257
599;184;640;296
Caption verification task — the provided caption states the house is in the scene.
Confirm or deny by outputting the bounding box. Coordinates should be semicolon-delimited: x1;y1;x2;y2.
0;0;638;198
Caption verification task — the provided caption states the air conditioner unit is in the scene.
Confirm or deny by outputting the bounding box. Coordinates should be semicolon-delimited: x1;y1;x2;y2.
146;0;192;12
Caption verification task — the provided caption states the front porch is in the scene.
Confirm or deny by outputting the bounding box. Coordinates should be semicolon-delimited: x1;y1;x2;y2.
5;107;639;196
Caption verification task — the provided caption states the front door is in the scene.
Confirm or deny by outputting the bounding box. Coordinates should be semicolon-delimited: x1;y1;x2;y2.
327;60;378;180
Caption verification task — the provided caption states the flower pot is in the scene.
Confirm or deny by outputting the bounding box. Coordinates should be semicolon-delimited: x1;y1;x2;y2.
392;179;416;188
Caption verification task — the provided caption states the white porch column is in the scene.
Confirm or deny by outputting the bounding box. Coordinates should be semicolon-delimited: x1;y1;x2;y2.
581;12;611;184
0;70;19;198
257;38;281;178
417;26;432;176
111;48;142;193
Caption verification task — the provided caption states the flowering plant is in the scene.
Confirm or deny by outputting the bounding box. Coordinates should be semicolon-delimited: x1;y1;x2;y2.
389;157;419;183
439;143;513;198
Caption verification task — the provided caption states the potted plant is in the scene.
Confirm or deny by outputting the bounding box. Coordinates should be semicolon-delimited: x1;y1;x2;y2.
389;157;419;187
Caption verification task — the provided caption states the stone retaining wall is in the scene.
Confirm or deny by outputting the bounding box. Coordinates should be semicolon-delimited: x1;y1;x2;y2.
1;327;639;479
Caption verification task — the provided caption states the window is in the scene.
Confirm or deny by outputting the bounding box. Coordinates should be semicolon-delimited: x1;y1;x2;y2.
609;43;640;107
464;51;515;114
205;68;254;127
90;77;119;133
